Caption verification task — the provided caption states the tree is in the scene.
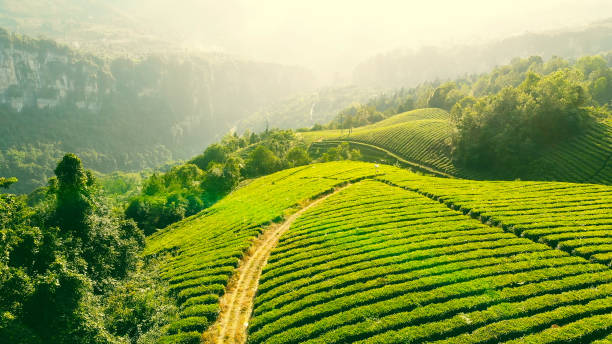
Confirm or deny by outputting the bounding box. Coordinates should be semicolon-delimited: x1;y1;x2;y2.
0;177;18;189
286;146;311;168
428;82;460;110
189;144;228;170
163;164;204;189
319;143;361;162
451;70;593;175
51;154;95;236
1;153;146;343
245;146;282;177
202;156;243;198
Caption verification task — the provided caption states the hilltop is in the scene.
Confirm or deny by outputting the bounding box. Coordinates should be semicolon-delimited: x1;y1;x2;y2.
354;18;612;87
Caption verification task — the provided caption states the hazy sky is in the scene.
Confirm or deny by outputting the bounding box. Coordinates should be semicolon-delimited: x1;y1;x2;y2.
123;0;612;82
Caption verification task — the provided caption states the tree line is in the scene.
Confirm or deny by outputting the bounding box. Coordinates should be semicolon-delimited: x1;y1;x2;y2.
125;129;361;234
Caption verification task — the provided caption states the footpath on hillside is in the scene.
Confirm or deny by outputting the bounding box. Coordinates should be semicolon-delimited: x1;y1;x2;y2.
202;185;350;344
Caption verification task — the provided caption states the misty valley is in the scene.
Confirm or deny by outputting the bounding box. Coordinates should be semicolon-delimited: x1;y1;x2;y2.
1;1;612;344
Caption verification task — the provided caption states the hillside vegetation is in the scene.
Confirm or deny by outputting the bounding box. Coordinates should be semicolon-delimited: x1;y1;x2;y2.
249;180;611;344
140;161;612;343
4;6;612;344
353;18;612;88
0;155;168;343
303;108;461;177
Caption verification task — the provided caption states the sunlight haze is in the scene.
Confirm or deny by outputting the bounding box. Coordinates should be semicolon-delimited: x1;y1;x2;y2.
125;0;612;81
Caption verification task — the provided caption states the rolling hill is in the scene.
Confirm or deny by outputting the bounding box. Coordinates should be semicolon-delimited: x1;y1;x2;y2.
144;161;612;343
303;108;461;177
303;108;612;184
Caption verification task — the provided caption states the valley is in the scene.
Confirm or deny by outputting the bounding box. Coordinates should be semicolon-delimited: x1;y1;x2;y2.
1;4;612;344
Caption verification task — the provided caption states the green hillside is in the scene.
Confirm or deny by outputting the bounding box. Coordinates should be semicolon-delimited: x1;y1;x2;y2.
249;181;611;344
145;162;384;343
303;108;460;176
304;108;612;184
144;161;612;343
5;6;612;344
527;120;612;184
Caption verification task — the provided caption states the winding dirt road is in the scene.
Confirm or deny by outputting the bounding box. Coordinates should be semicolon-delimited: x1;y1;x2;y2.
203;185;349;344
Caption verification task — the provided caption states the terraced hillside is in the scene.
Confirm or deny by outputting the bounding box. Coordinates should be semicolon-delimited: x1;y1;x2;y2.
303;108;469;177
145;161;612;343
380;169;612;265
145;162;386;343
249;180;612;344
303;108;612;184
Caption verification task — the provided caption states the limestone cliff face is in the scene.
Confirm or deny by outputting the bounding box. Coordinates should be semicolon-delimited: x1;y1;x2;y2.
0;39;107;112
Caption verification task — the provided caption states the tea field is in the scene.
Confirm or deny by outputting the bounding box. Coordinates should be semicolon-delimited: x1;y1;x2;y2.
303;108;612;184
145;161;612;343
248;180;612;344
145;162;388;343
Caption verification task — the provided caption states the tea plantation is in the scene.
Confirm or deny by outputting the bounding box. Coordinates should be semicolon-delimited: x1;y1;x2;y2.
304;108;612;184
249;180;611;344
145;161;612;343
145;162;388;343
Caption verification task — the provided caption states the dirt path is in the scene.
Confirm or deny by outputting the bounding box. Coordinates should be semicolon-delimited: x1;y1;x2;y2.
203;185;349;344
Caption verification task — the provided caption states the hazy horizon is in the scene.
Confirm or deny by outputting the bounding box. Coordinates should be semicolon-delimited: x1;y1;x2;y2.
3;0;612;85
123;0;612;83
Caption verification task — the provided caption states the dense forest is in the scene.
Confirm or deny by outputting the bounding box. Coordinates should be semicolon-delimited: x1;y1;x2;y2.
0;155;178;343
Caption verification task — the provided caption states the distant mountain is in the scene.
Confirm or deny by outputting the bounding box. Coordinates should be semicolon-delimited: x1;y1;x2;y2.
0;28;316;193
354;18;612;88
